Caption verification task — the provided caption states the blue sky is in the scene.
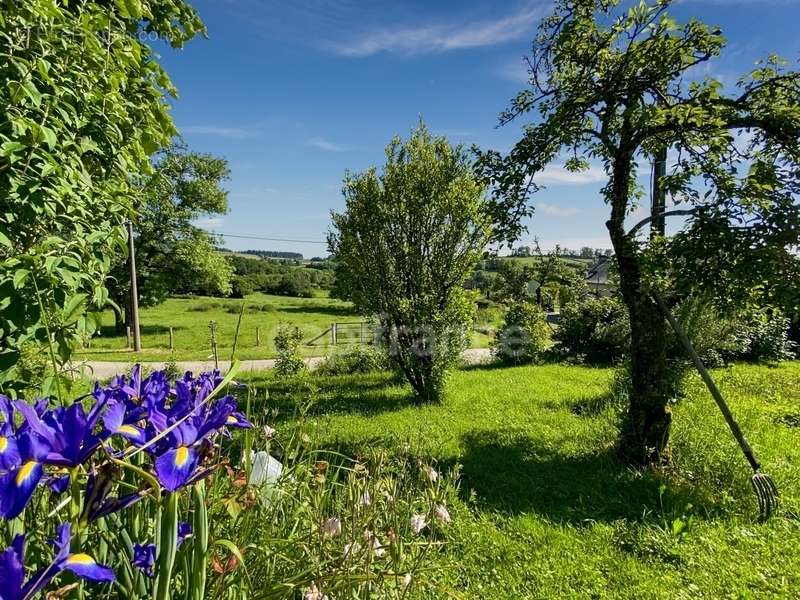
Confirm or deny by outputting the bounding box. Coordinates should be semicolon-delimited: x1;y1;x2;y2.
157;0;800;258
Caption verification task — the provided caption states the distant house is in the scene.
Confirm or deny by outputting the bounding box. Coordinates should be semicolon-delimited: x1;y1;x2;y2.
586;255;614;297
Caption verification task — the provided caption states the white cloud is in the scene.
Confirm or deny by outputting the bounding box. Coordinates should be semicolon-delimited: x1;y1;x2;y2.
537;202;579;218
497;58;532;83
332;3;546;57
194;217;224;229
306;137;351;152
180;125;253;139
535;165;608;185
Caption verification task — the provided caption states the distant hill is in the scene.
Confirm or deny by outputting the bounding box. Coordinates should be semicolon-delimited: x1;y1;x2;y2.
218;248;304;261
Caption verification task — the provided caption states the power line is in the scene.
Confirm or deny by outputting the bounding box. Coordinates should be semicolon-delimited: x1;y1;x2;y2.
205;231;328;244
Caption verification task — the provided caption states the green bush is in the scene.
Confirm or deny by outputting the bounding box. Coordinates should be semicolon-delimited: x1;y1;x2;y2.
316;344;390;376
274;325;306;378
553;297;630;364
231;275;258;298
492;301;551;364
736;309;796;363
188;301;224;312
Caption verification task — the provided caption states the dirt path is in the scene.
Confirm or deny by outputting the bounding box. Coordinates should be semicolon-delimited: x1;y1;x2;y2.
79;348;494;379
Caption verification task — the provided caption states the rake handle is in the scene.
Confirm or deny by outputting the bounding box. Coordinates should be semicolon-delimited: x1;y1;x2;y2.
652;291;761;473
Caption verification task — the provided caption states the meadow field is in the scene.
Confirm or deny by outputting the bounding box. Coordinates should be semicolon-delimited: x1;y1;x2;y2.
76;293;496;362
245;361;800;598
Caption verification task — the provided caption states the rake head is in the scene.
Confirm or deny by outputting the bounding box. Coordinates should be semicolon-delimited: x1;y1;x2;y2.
751;471;779;520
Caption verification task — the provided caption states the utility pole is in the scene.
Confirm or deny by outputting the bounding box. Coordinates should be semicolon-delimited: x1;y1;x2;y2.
127;221;142;352
651;145;667;239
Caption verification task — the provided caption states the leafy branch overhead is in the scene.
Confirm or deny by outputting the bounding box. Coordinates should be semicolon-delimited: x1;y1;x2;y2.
0;0;204;390
476;0;800;463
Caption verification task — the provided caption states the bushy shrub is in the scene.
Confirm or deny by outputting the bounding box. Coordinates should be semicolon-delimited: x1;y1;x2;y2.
736;309;796;363
553;296;630;364
492;301;551;364
230;274;257;298
274;325;306;377
316;344;390;376
667;299;747;368
668;303;795;366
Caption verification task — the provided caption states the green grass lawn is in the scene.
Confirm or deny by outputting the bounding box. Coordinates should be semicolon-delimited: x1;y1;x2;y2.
76;293;495;362
76;293;358;361
247;361;800;598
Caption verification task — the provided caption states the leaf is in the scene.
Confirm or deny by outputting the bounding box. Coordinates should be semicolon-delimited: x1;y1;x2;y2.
12;269;29;288
0;141;25;158
62;293;88;324
0;231;12;248
39;125;57;149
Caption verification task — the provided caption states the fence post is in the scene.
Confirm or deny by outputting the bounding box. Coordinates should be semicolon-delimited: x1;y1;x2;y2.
169;327;174;351
209;321;219;370
360;321;365;344
126;326;132;349
255;326;261;347
331;322;338;345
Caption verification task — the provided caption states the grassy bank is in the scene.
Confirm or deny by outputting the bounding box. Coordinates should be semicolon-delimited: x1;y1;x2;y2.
245;361;800;598
76;293;495;362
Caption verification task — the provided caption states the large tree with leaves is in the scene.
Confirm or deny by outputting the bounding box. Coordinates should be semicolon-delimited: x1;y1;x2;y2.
0;0;204;391
329;124;491;403
108;143;233;330
477;0;800;464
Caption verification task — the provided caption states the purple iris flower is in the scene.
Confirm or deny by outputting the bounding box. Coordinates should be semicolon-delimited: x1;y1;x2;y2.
101;399;147;446
178;522;193;547
149;392;250;492
153;421;205;492
14;399;106;468
0;421;21;471
0;431;51;519
47;473;71;495
132;543;157;578
0;523;114;600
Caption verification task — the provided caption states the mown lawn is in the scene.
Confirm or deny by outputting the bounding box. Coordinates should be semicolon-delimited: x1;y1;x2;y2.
76;293;494;362
248;361;800;598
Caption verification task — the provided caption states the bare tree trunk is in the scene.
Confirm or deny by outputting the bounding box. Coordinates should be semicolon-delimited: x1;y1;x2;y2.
607;149;671;465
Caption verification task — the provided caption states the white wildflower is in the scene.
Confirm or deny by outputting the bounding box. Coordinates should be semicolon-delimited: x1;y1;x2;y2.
422;465;438;483
433;504;451;524
410;514;427;535
344;541;362;558
304;584;328;600
363;530;385;557
322;517;342;538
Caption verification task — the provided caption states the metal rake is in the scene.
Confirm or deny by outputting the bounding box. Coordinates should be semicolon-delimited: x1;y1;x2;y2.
652;291;779;520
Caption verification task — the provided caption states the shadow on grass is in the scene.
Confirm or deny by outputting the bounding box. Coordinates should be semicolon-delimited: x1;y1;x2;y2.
246;372;418;420
98;324;188;337
278;305;359;318
458;428;713;524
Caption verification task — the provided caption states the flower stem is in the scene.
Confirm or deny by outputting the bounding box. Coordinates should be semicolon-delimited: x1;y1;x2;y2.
155;493;179;600
190;481;209;600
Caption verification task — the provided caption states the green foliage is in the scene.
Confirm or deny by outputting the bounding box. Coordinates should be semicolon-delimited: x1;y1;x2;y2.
227;255;328;299
317;344;390;376
107;142;233;317
476;0;800;462
554;297;631;364
273;325;306;378
329;123;491;402
245;362;800;597
0;0;204;390
207;408;457;598
735;308;797;363
492;301;551;364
